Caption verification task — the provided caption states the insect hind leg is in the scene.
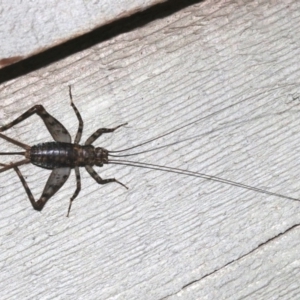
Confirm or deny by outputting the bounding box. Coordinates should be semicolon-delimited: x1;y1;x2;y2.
13;166;71;212
0;104;71;143
13;166;45;211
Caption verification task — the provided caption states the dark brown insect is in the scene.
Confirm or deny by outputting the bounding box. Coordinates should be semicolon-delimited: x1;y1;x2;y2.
0;87;130;216
0;87;299;216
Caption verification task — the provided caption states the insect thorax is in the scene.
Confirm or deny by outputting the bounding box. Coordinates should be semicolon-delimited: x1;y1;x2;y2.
27;142;108;169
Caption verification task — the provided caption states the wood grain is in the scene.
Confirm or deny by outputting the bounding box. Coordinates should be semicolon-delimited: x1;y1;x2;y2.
0;0;299;299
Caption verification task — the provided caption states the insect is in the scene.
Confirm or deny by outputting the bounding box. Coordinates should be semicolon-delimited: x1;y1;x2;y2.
0;86;299;216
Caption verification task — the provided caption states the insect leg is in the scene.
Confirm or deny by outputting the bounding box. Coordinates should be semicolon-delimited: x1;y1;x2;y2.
68;86;83;144
13;167;71;211
84;123;128;145
0;105;71;143
0;159;30;173
85;165;128;189
67;166;81;217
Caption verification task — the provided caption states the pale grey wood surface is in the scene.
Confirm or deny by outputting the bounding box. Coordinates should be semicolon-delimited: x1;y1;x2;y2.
0;0;166;64
0;0;300;299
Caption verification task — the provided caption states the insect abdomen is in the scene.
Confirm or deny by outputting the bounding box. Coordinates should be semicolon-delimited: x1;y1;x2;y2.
29;142;97;169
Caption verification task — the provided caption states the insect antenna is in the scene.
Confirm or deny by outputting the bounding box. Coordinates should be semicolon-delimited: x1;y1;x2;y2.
109;113;266;157
108;113;300;203
110;104;290;156
108;102;236;154
109;133;209;157
108;158;300;203
109;122;228;157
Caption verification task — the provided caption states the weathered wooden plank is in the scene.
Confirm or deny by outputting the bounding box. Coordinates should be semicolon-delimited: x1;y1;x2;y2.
0;0;299;299
0;0;166;67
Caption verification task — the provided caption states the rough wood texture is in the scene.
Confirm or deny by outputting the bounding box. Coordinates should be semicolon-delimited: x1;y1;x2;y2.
0;0;166;65
0;0;300;299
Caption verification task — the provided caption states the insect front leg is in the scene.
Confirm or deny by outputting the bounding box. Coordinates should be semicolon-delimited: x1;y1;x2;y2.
0;104;71;143
67;166;81;217
85;165;128;189
84;123;128;145
13;167;71;212
68;86;83;144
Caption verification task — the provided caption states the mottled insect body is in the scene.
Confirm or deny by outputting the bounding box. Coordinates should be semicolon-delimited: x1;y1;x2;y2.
0;86;127;216
0;86;299;217
29;142;109;169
